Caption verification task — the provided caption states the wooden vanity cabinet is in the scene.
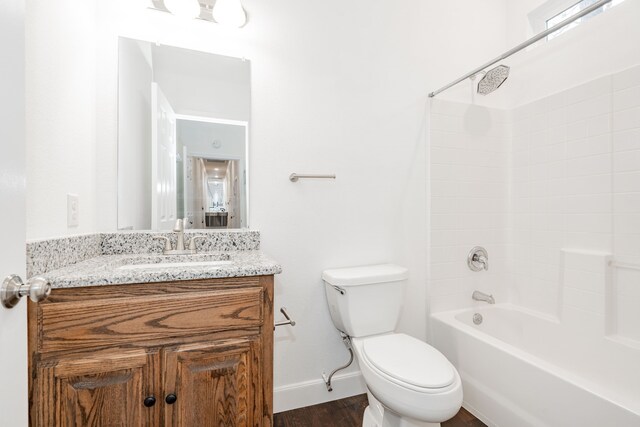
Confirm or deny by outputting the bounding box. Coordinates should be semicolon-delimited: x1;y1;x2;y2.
28;276;274;427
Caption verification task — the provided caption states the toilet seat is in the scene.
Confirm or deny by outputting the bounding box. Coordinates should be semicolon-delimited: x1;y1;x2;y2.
352;334;463;423
360;333;457;393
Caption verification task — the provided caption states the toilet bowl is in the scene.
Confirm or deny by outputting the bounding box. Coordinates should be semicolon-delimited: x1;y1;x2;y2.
353;334;462;426
323;264;462;427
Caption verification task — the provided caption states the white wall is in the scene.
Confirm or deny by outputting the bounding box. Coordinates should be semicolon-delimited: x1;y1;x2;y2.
26;0;509;411
502;0;640;108
506;0;546;46
26;0;99;239
118;38;153;230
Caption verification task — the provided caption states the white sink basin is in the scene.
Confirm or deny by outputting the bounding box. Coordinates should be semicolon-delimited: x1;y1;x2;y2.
119;260;234;271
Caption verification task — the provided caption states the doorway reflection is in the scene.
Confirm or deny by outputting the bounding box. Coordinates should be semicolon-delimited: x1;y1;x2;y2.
176;117;247;229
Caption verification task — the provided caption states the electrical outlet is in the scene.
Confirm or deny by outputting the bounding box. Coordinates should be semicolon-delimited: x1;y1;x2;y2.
67;194;79;227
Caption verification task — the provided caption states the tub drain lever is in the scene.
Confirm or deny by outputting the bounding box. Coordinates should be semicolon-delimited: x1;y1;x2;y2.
322;333;354;392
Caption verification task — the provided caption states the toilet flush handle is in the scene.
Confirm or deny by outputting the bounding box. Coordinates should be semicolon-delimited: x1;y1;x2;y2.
328;284;346;295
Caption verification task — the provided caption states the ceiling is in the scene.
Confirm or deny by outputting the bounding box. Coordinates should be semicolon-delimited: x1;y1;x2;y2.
203;159;228;180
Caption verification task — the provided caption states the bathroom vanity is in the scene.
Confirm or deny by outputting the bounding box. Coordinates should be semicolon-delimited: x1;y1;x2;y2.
25;234;280;426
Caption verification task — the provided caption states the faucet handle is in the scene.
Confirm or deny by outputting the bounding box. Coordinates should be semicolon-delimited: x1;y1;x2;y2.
153;236;172;253
468;246;489;271
188;236;207;252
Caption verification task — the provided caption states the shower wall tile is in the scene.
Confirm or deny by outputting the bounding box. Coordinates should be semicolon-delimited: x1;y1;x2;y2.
614;269;640;343
510;73;619;318
613;107;640;131
613;65;640;91
560;250;610;329
613;128;640;152
613;64;640;263
429;65;640;319
429;99;511;313
564;76;610;104
613;85;640;111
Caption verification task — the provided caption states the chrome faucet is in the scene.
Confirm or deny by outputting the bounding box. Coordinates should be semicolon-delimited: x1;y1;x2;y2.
174;218;187;251
472;291;495;304
153;218;205;255
468;246;489;271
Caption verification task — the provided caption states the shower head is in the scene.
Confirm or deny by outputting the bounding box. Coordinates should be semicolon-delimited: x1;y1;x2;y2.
477;65;510;95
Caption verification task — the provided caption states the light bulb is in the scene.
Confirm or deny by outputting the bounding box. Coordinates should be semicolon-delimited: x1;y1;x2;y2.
164;0;201;19
212;0;247;28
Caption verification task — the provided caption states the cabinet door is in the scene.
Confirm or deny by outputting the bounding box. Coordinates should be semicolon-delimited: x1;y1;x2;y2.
34;349;160;426
164;337;262;427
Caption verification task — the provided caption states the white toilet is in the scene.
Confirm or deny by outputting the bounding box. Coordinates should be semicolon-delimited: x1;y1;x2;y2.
322;264;463;427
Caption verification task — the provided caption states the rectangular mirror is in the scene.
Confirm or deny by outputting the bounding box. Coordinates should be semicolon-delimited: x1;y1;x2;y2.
117;37;250;231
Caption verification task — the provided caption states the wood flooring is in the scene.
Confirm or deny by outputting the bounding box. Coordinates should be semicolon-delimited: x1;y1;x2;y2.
274;394;486;427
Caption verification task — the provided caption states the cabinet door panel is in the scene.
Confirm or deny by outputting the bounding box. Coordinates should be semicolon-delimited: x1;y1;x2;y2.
164;338;261;427
35;350;160;427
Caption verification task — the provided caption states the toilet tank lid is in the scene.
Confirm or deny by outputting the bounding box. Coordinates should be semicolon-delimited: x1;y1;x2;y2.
322;264;408;287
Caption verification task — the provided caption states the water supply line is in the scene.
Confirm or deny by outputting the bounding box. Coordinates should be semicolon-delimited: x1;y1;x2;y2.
322;333;354;392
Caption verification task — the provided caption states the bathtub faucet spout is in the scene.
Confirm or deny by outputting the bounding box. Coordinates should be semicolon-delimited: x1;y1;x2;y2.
472;290;495;304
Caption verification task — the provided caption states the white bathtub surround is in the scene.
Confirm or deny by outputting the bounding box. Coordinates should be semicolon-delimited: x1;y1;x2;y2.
429;100;512;313
430;64;640;316
432;305;640;427
428;65;640;426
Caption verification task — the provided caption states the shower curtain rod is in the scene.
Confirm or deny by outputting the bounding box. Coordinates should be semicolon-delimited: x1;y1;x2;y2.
428;0;613;98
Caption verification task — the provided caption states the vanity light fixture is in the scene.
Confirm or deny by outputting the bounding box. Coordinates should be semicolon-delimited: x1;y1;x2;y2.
212;0;247;28
163;0;202;19
149;0;247;27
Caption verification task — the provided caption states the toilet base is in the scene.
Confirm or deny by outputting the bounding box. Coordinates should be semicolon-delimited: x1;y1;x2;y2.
362;392;441;427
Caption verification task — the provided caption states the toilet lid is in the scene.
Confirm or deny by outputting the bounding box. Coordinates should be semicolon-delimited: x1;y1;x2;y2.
362;334;456;389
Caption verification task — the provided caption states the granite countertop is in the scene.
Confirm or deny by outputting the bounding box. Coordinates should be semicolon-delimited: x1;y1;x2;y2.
45;251;282;289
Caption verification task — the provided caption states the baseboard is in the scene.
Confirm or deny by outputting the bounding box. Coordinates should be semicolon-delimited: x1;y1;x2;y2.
274;371;367;413
462;401;496;427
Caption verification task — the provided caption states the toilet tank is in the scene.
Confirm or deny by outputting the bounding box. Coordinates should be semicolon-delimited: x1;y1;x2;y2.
323;264;408;338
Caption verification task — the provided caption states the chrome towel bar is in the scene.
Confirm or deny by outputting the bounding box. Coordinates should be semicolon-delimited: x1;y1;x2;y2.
289;173;336;182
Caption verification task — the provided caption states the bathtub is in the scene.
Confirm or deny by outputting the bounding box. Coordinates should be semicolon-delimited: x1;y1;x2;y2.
431;304;640;427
